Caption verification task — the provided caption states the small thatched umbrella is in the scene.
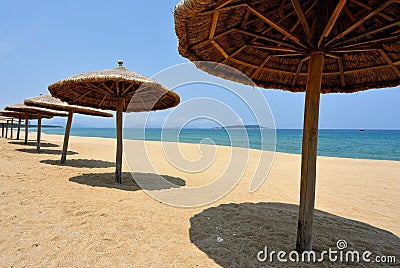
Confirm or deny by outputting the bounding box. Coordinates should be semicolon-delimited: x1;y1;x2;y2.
0;113;19;139
0;116;12;138
174;0;400;252
5;104;68;151
0;111;52;143
48;60;180;183
0;116;8;138
24;94;113;164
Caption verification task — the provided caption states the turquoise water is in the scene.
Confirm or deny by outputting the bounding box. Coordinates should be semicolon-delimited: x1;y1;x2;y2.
40;128;400;161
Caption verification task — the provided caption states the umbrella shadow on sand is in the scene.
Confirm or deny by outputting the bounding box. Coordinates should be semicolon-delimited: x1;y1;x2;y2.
190;202;399;267
40;159;115;168
9;141;59;148
16;148;78;155
69;172;186;192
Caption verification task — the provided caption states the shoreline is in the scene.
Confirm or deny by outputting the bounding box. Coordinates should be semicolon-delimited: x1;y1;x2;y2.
32;131;400;162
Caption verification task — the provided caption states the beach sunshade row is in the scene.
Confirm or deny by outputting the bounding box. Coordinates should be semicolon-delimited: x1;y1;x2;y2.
5;104;68;150
0;110;53;120
0;110;53;143
24;94;113;164
5;103;69;117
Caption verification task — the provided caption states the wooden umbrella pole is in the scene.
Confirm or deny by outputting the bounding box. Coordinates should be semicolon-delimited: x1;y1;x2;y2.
115;97;124;184
6;120;9;138
61;111;74;164
296;51;324;253
24;117;29;145
10;118;14;139
36;115;42;152
1;123;4;138
17;118;21;140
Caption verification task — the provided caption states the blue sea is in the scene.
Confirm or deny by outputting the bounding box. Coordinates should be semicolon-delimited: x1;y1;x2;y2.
40;128;400;161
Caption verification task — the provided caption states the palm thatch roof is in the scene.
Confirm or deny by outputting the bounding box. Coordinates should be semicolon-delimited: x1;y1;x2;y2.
174;0;400;93
24;94;113;117
48;61;180;112
5;103;68;117
0;110;53;119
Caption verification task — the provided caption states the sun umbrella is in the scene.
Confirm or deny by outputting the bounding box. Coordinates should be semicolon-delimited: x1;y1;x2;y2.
5;104;68;151
48;60;180;183
0;116;12;138
24;94;113;164
0;111;52;143
174;0;400;252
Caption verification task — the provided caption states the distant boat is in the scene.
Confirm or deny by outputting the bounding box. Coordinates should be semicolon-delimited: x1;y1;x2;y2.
213;124;269;130
360;129;365;132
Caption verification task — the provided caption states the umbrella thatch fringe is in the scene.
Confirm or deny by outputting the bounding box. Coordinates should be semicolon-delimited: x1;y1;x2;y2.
49;66;180;112
0;110;53;119
5;103;68;117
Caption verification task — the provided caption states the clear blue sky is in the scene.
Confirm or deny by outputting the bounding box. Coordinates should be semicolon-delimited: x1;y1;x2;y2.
0;0;399;129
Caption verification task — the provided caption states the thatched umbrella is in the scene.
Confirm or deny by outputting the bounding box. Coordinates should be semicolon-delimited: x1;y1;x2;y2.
0;116;8;138
0;116;12;138
174;0;400;252
48;60;180;183
5;104;68;151
24;94;113;164
0;111;52;143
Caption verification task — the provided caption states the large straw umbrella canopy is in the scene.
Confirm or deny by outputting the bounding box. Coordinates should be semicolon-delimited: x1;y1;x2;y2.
174;0;400;252
5;103;68;151
0;111;52;143
24;94;113;164
48;61;180;183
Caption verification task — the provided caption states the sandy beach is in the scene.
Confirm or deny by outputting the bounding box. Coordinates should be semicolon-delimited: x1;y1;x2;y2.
0;133;399;267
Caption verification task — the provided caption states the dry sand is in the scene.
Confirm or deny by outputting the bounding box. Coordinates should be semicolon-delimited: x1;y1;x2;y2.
0;133;399;267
